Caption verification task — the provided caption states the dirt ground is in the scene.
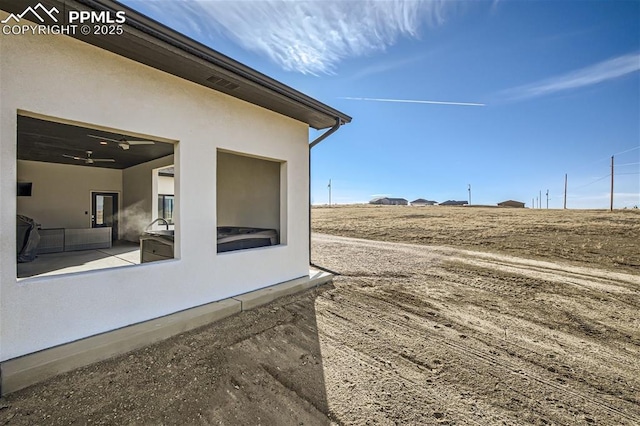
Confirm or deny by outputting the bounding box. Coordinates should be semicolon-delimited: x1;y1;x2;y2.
312;205;640;274
1;207;639;425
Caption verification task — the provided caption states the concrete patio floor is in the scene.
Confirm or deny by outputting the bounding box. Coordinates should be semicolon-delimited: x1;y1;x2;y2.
17;241;141;279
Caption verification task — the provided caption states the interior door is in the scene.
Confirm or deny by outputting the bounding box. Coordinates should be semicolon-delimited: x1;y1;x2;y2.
91;192;119;241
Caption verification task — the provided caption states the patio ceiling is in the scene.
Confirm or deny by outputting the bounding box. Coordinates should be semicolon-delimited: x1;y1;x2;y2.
17;116;174;169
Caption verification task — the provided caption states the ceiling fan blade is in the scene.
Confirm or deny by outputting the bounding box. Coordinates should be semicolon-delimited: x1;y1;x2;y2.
62;154;81;160
92;158;116;162
126;140;155;145
87;134;121;143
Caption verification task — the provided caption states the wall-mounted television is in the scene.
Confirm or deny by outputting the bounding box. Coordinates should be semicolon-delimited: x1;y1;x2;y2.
17;182;32;197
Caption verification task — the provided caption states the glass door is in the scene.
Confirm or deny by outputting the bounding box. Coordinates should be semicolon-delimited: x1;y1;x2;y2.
91;192;119;241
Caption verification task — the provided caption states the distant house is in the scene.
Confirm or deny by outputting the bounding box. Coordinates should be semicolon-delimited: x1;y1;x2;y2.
370;197;408;206
439;200;468;206
410;199;438;206
498;200;526;208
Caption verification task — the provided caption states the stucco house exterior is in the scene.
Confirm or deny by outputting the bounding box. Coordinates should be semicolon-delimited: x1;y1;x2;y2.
1;0;350;393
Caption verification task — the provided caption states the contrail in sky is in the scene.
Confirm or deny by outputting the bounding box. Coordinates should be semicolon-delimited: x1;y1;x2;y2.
340;96;486;107
502;52;640;101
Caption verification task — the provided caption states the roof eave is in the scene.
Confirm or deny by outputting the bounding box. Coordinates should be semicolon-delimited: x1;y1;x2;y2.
2;0;351;130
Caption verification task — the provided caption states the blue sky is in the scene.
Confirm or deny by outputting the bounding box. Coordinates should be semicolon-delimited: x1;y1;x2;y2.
123;0;639;208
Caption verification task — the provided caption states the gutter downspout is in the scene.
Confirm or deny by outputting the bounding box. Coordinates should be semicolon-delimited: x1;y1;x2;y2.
309;118;343;264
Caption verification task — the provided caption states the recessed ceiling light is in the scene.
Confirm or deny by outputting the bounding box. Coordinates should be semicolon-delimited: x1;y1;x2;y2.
99;141;108;145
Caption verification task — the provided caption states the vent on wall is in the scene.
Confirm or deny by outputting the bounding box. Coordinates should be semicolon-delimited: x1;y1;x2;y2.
206;75;240;90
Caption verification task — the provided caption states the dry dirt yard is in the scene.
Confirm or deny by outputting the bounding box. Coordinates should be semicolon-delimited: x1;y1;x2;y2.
312;205;640;274
1;206;639;425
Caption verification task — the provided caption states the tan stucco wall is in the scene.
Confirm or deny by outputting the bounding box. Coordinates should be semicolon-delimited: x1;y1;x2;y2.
0;14;310;361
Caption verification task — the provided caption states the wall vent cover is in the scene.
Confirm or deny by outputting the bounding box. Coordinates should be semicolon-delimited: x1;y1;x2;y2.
206;75;240;90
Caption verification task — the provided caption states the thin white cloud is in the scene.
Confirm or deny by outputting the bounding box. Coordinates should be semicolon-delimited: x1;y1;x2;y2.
341;97;486;107
349;54;428;80
504;52;640;100
491;0;501;14
136;0;450;75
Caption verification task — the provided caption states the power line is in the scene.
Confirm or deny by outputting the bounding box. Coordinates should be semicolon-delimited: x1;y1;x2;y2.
568;146;640;172
562;167;638;196
613;145;640;156
571;174;611;190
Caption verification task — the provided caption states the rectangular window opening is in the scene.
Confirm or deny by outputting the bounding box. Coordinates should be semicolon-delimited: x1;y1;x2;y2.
16;113;177;279
216;149;285;253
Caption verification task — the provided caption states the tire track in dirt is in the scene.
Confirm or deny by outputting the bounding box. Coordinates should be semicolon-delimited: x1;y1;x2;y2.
317;295;506;425
436;264;640;348
453;250;640;287
315;233;640;350
451;256;639;297
318;287;639;424
318;328;490;426
314;233;640;293
447;297;639;395
312;233;640;425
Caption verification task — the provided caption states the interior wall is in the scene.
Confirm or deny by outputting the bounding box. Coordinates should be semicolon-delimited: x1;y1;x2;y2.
16;160;122;230
217;151;281;232
122;155;174;241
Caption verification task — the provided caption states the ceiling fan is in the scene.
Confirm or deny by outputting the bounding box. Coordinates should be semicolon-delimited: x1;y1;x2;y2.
63;150;115;165
88;134;155;150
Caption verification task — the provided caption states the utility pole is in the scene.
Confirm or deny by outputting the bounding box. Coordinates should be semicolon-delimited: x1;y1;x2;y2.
532;198;534;209
468;184;471;205
536;196;538;209
546;190;549;209
328;179;332;207
610;156;614;211
539;190;542;209
564;174;567;209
